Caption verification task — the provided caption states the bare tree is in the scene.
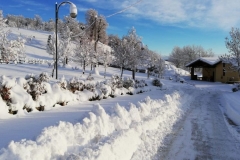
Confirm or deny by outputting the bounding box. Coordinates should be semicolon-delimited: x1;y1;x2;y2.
220;27;240;72
168;46;183;68
169;45;215;69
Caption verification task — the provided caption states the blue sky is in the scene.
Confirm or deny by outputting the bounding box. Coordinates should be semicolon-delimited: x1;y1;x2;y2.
1;0;240;56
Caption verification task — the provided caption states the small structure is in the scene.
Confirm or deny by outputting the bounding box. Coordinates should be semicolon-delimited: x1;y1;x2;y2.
185;57;240;83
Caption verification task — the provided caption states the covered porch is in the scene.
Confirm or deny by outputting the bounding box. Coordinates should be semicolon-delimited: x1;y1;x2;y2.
185;57;221;82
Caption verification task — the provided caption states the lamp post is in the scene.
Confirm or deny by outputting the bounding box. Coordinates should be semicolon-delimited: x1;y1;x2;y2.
55;1;77;79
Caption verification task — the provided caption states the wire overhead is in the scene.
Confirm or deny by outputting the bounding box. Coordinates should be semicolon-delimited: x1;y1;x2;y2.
71;0;143;38
106;0;143;18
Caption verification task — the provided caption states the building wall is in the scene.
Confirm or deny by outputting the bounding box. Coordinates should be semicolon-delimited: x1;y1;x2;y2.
211;63;240;83
202;63;240;83
202;68;215;81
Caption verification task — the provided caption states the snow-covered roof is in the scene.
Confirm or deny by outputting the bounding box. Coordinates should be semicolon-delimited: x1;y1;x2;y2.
185;57;221;67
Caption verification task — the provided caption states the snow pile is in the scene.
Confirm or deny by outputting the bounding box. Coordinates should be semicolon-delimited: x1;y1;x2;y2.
222;93;240;126
0;91;189;160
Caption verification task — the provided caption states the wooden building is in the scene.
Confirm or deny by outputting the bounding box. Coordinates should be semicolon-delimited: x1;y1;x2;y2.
185;57;240;83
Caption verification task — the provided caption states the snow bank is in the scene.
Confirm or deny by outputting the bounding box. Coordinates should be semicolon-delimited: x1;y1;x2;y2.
0;91;189;160
222;93;240;126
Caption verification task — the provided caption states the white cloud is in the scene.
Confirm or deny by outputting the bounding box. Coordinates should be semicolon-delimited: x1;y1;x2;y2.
88;0;240;30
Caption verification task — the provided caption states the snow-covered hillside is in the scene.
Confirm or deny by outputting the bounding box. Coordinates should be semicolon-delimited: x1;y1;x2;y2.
0;28;240;159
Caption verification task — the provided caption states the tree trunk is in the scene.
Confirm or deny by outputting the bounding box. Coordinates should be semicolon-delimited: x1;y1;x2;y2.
132;68;135;80
120;66;124;78
83;60;85;74
104;66;106;78
147;68;150;79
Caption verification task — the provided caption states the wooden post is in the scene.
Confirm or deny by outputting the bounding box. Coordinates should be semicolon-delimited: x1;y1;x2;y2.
191;67;194;80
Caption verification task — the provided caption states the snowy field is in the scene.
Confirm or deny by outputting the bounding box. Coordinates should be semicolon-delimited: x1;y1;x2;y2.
0;28;240;159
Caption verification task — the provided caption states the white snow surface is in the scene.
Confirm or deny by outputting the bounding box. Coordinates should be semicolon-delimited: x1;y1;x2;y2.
0;28;240;159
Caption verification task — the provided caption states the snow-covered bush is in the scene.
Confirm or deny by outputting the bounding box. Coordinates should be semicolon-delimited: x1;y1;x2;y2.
152;78;162;87
0;75;37;114
0;80;11;105
232;83;240;92
107;75;124;97
123;78;135;89
84;81;96;92
25;73;49;101
111;75;123;89
98;82;111;99
86;74;94;81
68;77;85;92
135;79;147;88
57;76;68;90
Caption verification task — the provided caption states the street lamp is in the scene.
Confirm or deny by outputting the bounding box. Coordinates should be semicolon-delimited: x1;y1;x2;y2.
55;1;77;79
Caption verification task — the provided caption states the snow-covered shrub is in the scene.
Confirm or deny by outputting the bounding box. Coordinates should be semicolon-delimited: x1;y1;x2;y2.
0;76;32;114
134;79;148;94
107;75;124;97
0;76;13;105
232;87;238;92
152;78;162;87
232;83;240;92
135;79;147;88
51;83;76;106
37;72;50;83
0;83;11;105
123;78;135;89
84;81;96;92
68;77;85;93
123;78;135;95
174;73;181;82
25;73;49;101
86;74;94;81
179;77;185;83
57;76;68;90
95;81;111;99
111;75;123;89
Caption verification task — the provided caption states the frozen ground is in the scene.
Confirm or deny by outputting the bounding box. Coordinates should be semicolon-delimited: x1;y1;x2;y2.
0;28;240;159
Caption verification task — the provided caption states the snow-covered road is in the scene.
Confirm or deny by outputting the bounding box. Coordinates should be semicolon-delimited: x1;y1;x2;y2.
154;89;240;159
1;83;240;160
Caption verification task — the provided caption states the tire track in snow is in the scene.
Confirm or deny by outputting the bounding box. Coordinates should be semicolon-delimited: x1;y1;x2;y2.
154;89;240;160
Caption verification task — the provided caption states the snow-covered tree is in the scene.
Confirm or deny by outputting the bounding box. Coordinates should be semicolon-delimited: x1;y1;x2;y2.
33;15;43;30
44;19;55;32
109;34;130;77
0;10;26;62
143;47;160;79
73;36;94;74
124;27;145;80
62;16;80;40
154;56;165;78
46;26;74;77
85;9;108;47
97;44;112;78
0;33;26;62
220;27;240;72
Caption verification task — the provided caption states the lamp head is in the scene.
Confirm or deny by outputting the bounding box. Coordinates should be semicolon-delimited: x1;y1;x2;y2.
70;3;77;18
